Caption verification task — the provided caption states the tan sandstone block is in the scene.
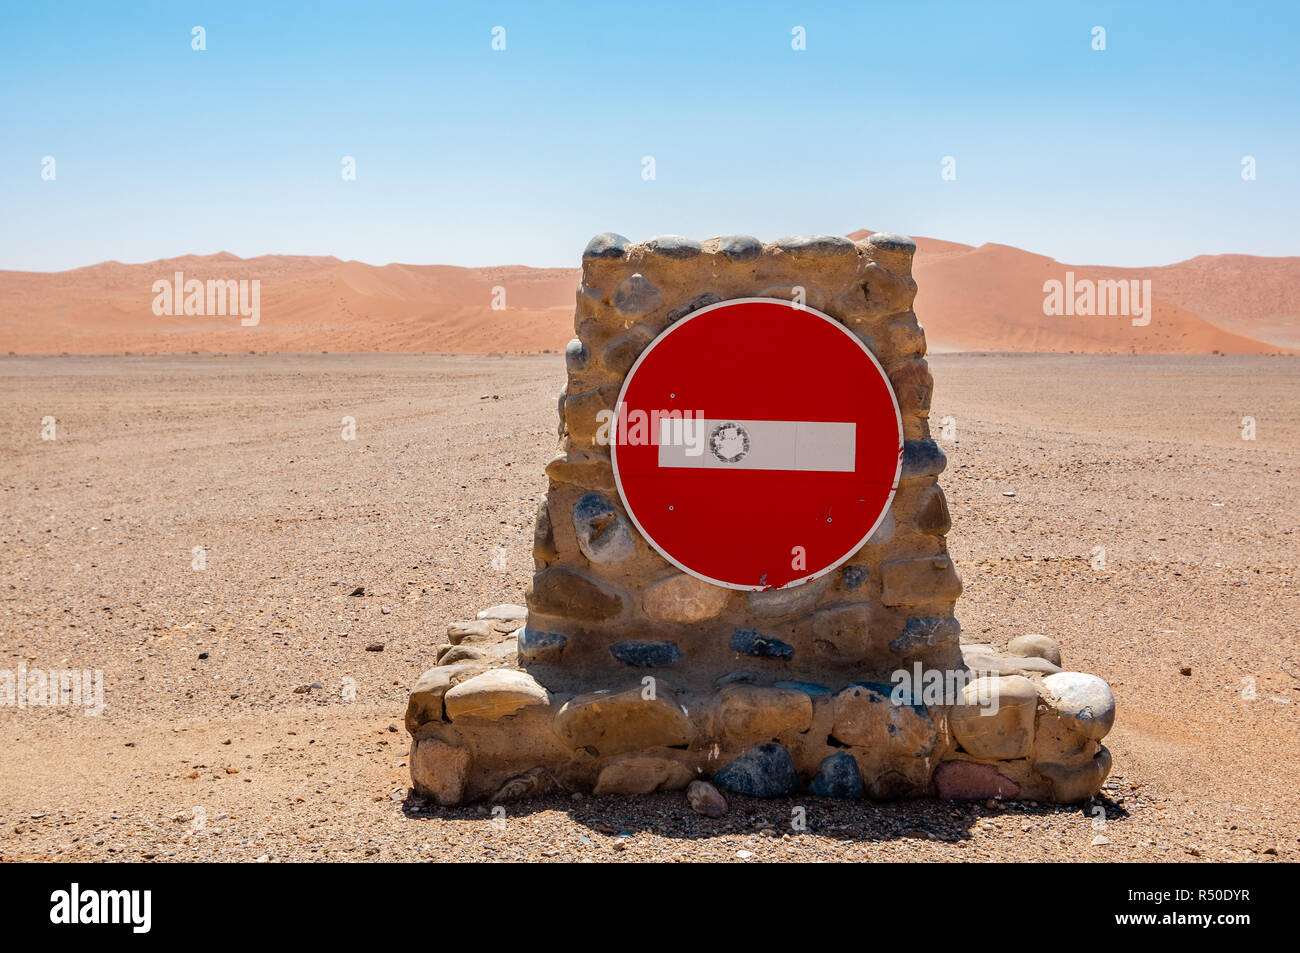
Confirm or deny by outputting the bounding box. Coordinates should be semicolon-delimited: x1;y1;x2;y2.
642;572;731;623
880;554;962;607
443;670;550;722
717;684;813;741
949;675;1038;761
553;685;696;756
593;756;695;795
410;739;471;806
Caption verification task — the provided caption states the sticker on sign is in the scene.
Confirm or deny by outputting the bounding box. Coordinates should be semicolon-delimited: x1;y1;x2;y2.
611;297;903;591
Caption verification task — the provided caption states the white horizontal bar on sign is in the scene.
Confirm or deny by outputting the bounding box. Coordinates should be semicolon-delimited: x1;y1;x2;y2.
657;418;856;472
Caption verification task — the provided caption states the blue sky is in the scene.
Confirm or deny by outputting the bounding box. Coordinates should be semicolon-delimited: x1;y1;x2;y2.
2;0;1297;271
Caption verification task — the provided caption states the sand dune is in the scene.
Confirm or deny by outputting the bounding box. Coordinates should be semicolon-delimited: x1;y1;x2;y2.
0;235;1294;354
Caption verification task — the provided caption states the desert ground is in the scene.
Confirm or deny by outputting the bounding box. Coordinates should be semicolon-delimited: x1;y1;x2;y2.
1;352;1296;862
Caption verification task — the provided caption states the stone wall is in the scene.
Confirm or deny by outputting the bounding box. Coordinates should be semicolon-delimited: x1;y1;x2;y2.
527;231;958;693
405;233;1116;808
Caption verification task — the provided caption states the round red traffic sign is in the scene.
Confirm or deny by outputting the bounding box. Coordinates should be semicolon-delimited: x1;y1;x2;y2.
611;297;903;591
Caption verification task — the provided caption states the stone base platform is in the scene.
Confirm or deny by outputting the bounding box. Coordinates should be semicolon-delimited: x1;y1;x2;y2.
406;606;1115;807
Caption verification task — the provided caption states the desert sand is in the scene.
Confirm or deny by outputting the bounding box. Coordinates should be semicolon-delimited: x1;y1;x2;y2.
1;353;1296;862
1;233;1295;356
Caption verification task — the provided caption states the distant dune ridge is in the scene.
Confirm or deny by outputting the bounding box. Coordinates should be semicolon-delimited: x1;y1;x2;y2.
0;232;1295;354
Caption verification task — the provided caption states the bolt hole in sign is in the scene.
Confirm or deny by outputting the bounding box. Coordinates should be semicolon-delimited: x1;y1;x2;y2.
611;297;903;591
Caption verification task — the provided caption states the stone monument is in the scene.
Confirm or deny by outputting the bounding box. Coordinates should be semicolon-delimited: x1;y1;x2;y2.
405;232;1115;806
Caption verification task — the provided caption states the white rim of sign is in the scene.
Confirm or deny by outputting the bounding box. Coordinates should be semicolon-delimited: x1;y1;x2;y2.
610;296;904;592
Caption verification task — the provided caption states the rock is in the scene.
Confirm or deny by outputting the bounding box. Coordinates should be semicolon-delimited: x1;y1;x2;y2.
890;359;933;417
879;555;962;607
476;604;527;621
492;766;566;802
1091;834;1111;846
667;292;721;324
730;629;794;660
858;261;918;316
437;644;485;666
613;273;664;317
594;756;694;795
900;439;947;479
810;752;863;799
717;684;813;740
447;620;494;644
1037;746;1113;803
644;235;702;259
545;450;616;491
365;642;385;652
443;670;550;722
565;337;589;373
534;496;558;566
713;743;798;798
601;325;654;376
840;565;870;591
912;484;951;535
687;780;728;817
747;573;832;618
716;234;762;262
572;492;636;565
949;675;1038;760
868;509;896;544
553;686;696;756
862;231;917;256
409;739;471;806
609;640;682;667
563;383;620;445
810;604;871;661
1041;672;1115;741
773;680;832;696
831;682;936;755
1006;634;1063;667
775;234;856;257
642;573;730;623
933;760;1021;800
966;653;1062;677
890;616;961;654
517;627;567;664
583;232;630;261
528;567;627;621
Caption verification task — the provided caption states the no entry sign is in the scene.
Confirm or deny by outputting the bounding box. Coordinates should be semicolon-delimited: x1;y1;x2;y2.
611;297;903;591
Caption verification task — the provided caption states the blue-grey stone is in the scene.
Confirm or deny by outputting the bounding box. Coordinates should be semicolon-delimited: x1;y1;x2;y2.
713;743;798;798
730;629;794;660
583;232;631;260
715;670;756;686
613;273;664;317
645;235;702;259
565;337;589;373
901;439;947;479
810;752;863;799
841;565;870;591
717;234;762;261
863;231;917;256
776;234;856;257
518;628;567;664
773;680;832;696
609;640;682;667
667;292;721;324
572;492;636;565
890;616;961;654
